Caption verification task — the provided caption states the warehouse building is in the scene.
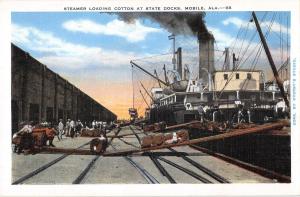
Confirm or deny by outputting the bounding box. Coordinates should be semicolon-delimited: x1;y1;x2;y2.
11;43;117;133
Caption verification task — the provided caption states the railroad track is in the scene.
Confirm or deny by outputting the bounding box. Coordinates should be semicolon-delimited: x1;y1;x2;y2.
13;124;280;184
129;126;177;183
13;127;123;185
149;153;176;183
82;125;159;184
137;124;286;183
167;147;230;183
73;127;158;184
128;125;231;184
111;126;159;183
148;148;230;183
111;144;159;184
129;125;142;143
12;141;91;185
73;127;123;184
13;126;159;184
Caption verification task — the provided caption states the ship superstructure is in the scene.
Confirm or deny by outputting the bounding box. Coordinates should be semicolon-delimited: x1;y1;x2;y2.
130;12;290;125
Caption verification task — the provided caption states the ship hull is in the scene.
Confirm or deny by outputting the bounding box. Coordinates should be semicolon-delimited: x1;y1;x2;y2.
149;89;288;125
149;105;281;125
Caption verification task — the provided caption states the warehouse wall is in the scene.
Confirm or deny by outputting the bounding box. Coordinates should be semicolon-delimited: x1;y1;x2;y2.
11;44;117;133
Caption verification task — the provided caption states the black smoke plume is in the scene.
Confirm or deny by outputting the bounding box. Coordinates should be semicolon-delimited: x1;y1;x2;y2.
114;12;208;36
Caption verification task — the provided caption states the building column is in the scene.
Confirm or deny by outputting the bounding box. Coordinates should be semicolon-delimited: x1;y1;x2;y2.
21;54;29;122
71;86;74;120
40;65;45;122
63;81;67;121
54;74;58;123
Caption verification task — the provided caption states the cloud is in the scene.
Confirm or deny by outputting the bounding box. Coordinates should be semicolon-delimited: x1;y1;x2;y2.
11;23;142;70
207;26;235;48
175;25;288;76
11;23;153;118
222;17;290;34
62;19;162;42
207;26;288;71
222;17;244;27
222;19;289;67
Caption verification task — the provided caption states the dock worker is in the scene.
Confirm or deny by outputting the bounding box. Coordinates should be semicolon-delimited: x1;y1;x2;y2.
97;121;101;129
171;132;179;143
275;98;287;118
65;119;70;137
18;121;34;134
197;105;205;123
165;132;181;144
58;119;64;141
99;134;108;152
90;134;108;154
75;120;83;137
12;121;34;154
70;119;75;138
45;126;56;147
92;120;96;129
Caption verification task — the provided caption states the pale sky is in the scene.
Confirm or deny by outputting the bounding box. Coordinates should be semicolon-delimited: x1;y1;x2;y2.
12;11;290;119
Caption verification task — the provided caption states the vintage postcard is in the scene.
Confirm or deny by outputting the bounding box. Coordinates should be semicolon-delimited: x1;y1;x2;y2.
0;0;299;196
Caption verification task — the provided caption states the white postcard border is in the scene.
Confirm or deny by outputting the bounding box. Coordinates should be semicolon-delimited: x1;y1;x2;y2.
0;0;299;196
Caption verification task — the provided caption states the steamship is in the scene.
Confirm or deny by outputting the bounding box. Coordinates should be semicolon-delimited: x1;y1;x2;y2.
130;13;290;126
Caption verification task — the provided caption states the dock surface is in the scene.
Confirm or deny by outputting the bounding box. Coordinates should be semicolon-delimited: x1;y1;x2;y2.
12;126;276;184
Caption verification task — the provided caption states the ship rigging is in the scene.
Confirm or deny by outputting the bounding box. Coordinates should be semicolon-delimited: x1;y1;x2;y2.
129;11;290;125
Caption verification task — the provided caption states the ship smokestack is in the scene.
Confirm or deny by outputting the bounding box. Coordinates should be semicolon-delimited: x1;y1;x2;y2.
223;47;230;71
198;31;215;83
176;47;182;79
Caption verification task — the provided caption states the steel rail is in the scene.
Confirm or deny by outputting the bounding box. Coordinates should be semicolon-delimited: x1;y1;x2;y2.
157;157;212;183
130;126;171;183
115;126;158;184
72;127;123;184
149;154;176;183
129;125;159;183
117;126;223;184
73;155;100;184
111;144;159;184
132;125;177;184
168;148;230;183
117;137;140;149
12;141;91;185
129;125;142;145
124;155;159;184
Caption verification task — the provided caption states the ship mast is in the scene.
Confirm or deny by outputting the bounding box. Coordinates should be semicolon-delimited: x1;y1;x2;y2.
252;11;290;108
130;61;168;86
139;90;150;108
140;82;154;102
163;64;170;85
129;64;138;121
154;69;162;88
131;64;134;109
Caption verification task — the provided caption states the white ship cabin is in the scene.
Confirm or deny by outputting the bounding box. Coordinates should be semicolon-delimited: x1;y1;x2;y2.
151;87;163;100
213;69;262;91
